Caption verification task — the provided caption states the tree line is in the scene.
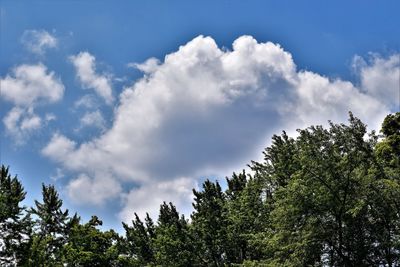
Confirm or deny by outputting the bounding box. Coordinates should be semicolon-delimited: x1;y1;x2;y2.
1;112;399;266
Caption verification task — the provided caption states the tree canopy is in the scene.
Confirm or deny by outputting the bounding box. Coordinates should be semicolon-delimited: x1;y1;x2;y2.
1;112;399;266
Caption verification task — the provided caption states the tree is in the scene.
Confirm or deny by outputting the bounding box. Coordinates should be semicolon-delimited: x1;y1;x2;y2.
153;202;194;267
262;113;398;266
0;165;32;266
29;184;70;265
369;112;400;266
121;213;155;266
191;180;228;266
247;131;301;263
376;112;400;168
225;171;269;263
62;215;120;266
1;112;399;266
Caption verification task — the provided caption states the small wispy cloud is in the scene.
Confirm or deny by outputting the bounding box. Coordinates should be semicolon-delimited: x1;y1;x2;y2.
21;29;57;55
74;94;100;110
50;168;65;182
3;107;41;144
127;57;160;74
76;110;106;132
70;52;114;105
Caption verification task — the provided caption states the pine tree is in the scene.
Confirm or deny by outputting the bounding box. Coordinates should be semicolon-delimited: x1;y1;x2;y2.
225;171;269;263
0;165;32;266
153;202;194;267
191;180;228;266
62;215;119;266
121;212;155;265
29;184;70;265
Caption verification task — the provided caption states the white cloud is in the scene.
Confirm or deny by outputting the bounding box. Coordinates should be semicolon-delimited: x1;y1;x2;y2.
73;94;100;110
353;54;400;110
78;110;106;130
20;112;41;131
45;113;57;122
21;30;57;55
1;63;64;143
42;133;77;163
1;64;64;107
119;177;196;221
3;107;42;144
70;52;114;104
283;71;388;135
128;57;160;74
50;168;65;182
43;35;398;221
67;173;121;205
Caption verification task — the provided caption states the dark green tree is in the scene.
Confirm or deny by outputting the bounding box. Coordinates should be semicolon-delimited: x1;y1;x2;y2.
0;165;32;266
264;113;391;266
376;112;400;168
369;112;400;266
225;171;269;263
191;180;228;266
62;215;119;266
121;213;155;266
251;131;300;191
29;184;70;265
247;131;301;263
153;202;194;267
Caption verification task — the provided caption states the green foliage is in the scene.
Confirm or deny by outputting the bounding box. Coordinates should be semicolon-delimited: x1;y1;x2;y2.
29;184;70;264
191;180;229;266
225;171;269;262
153;202;194;267
1;112;399;266
121;212;155;266
376;112;400;168
62;216;119;266
0;166;32;266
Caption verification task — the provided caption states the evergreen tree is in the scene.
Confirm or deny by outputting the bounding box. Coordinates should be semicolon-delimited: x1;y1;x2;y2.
225;171;270;263
250;131;300;199
191;180;228;266
0;166;32;266
29;184;70;265
153;202;194;267
62;215;119;266
121;213;155;266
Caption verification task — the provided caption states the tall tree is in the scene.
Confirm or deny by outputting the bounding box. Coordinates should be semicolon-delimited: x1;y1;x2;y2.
0;165;32;266
225;171;269;263
370;112;400;266
247;131;301;262
121;213;155;266
191;180;228;266
62;215;119;266
29;184;70;265
265;113;391;265
153;202;194;267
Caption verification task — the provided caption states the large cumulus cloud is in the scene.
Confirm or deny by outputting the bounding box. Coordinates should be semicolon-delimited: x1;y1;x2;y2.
42;35;398;221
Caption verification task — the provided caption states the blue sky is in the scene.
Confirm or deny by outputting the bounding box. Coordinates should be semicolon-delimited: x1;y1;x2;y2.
1;0;399;231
